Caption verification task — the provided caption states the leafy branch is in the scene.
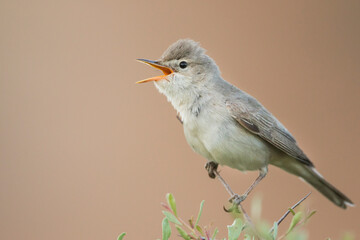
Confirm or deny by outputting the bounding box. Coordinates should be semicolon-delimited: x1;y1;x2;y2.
117;193;355;240
159;193;315;240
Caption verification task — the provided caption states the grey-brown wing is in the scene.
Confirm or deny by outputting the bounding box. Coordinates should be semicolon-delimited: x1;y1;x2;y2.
225;98;313;167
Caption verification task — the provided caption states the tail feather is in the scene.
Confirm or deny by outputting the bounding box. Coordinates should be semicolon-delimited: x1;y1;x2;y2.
272;158;353;209
305;166;353;209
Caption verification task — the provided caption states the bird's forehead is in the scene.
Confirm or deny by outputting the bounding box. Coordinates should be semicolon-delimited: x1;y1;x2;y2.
161;39;205;61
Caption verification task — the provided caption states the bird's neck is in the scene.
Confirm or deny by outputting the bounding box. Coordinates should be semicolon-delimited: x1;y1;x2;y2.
154;81;210;123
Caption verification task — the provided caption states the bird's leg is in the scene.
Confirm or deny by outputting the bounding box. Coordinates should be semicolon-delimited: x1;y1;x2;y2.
205;161;218;179
210;166;253;224
212;168;236;197
230;166;268;205
205;161;237;196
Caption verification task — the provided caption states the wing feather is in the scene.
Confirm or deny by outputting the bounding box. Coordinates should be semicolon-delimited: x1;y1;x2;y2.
226;98;313;167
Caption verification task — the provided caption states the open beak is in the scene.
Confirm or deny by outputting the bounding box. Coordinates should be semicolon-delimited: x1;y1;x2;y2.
136;59;173;84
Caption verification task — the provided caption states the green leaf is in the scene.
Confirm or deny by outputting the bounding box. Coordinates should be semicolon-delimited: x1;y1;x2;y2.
189;217;194;229
212;228;219;239
175;225;191;240
271;222;278;240
227;218;243;240
341;232;355;240
286;212;303;235
250;194;262;220
117;232;126;240
304;210;316;223
195;200;205;227
286;230;308;240
244;234;252;240
195;225;204;235
166;193;177;217
162;211;182;225
162;218;171;240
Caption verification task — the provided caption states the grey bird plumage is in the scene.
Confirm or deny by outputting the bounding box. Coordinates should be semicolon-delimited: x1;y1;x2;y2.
137;39;353;209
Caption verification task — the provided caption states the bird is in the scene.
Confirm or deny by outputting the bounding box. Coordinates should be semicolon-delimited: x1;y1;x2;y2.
136;39;353;209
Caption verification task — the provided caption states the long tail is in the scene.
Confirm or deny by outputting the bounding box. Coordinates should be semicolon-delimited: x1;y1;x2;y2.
272;158;354;209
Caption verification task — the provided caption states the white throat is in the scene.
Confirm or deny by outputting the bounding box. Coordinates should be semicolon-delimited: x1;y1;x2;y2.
154;74;208;122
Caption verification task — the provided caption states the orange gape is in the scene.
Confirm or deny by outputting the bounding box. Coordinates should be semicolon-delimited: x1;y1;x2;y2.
136;59;173;83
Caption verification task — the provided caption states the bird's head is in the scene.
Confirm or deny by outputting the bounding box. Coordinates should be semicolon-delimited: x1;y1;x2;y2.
137;39;219;99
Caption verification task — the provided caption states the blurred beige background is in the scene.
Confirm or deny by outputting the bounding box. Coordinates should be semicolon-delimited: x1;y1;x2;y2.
1;0;359;239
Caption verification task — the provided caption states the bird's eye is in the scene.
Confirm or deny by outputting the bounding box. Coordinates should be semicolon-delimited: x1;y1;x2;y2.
179;61;188;69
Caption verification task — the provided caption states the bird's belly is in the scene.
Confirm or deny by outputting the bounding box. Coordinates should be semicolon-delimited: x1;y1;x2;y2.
209;129;270;171
184;116;271;172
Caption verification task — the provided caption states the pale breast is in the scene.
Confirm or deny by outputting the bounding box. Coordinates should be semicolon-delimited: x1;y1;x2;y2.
183;116;216;162
183;109;271;172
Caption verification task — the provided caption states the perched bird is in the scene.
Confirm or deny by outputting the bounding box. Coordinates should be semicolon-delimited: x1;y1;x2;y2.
137;39;353;209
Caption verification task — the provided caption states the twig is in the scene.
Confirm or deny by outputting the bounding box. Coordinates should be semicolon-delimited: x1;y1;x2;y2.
269;192;312;233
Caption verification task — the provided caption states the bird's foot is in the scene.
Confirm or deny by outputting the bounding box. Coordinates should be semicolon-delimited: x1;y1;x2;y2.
223;194;245;213
205;161;218;179
229;194;247;205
